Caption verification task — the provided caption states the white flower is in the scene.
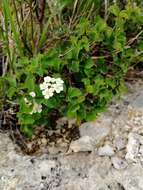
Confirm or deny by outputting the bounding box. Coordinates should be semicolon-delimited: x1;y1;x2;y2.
42;89;54;99
55;78;64;84
40;82;48;90
50;78;56;83
54;85;64;93
30;103;42;114
29;91;36;97
39;76;64;99
44;76;52;82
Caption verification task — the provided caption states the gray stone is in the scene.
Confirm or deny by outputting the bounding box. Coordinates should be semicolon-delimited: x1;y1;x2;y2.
129;92;143;114
98;144;114;156
128;92;143;123
79;115;112;145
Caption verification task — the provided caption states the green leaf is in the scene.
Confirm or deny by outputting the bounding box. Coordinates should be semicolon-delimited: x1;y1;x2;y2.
77;107;86;120
113;41;122;51
43;58;61;71
20;125;33;138
93;75;105;95
119;10;129;19
117;82;127;95
79;36;89;51
70;36;78;45
77;95;85;103
106;27;113;38
85;58;94;69
5;76;17;87
7;87;17;98
67;104;80;118
18;98;32;113
86;110;97;121
106;78;116;89
43;97;58;108
99;89;113;101
18;114;35;125
68;87;82;99
25;74;35;91
82;78;94;93
95;16;107;32
95;75;105;87
109;5;120;16
69;60;79;72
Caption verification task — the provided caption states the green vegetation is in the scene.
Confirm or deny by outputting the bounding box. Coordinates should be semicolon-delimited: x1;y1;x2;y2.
0;0;143;137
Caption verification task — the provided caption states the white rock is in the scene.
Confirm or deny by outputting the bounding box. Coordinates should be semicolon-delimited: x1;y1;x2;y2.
125;133;141;162
111;163;143;190
114;136;126;150
38;160;56;176
139;145;143;155
111;157;128;170
69;136;94;152
98;144;114;156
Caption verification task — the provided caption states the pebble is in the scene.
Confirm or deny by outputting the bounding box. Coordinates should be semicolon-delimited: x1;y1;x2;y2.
41;138;47;145
114;136;126;150
111;157;128;170
98;144;114;156
69;136;94;152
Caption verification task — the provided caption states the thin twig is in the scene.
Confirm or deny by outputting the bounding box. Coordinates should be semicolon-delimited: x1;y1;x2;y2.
104;0;108;21
127;30;143;46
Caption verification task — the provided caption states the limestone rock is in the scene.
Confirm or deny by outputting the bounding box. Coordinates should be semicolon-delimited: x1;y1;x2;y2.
69;136;93;152
98;144;114;156
114;136;126;150
111;163;143;190
111;157;128;170
79;115;112;145
128;92;143;118
125;133;143;162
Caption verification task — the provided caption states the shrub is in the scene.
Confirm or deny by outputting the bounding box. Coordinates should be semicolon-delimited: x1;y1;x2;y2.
0;1;143;137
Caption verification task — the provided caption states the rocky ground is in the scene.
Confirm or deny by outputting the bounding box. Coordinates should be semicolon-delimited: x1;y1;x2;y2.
0;79;143;190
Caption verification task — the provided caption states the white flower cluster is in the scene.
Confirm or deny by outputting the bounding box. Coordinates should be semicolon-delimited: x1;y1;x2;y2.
40;76;64;99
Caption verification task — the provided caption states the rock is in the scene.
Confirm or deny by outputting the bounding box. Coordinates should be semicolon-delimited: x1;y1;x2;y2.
2;176;22;190
48;145;65;154
98;144;114;156
114;136;126;150
89;157;112;177
128;92;143;120
139;145;143;155
69;136;93;152
38;160;56;176
111;163;143;190
41;138;47;145
111;157;128;170
125;133;142;162
79;115;111;145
